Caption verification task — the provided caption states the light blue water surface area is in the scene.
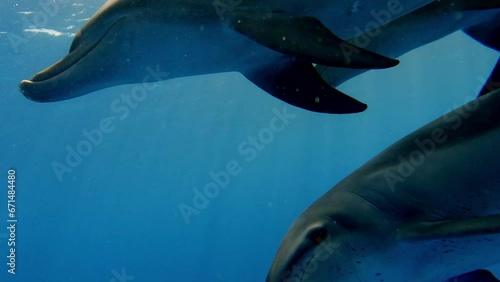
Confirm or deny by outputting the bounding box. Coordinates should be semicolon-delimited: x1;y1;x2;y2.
0;1;500;281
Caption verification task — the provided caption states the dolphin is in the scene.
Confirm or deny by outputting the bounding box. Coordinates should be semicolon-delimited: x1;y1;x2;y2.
18;0;412;114
19;0;500;112
316;0;500;93
267;88;500;282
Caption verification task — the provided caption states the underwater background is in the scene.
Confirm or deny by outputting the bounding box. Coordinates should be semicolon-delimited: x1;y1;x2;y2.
0;0;500;281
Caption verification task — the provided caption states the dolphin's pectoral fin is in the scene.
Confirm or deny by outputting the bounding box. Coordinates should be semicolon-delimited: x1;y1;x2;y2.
445;269;500;282
397;214;500;241
464;18;500;96
242;58;367;114
227;11;399;69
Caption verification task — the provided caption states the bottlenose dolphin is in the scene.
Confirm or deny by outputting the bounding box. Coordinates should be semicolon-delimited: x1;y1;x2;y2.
267;88;500;282
19;0;410;114
19;0;500;112
316;0;500;93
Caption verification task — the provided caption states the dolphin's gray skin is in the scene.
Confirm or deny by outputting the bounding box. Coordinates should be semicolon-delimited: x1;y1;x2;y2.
267;89;500;282
19;0;415;114
446;269;499;282
317;0;500;90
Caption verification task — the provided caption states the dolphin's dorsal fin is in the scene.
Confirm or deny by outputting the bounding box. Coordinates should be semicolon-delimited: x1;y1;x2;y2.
242;58;367;114
397;214;500;242
445;269;500;282
227;11;399;69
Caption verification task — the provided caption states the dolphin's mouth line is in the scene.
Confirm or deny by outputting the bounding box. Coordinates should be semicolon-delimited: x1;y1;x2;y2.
25;17;126;84
300;253;317;282
296;220;359;282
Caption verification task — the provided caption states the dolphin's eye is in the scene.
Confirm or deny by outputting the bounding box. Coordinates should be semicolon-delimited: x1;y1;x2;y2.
308;227;329;244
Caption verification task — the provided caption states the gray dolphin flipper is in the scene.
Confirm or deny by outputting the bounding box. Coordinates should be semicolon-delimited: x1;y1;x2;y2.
242;58;367;114
446;269;500;282
226;10;398;113
227;11;399;69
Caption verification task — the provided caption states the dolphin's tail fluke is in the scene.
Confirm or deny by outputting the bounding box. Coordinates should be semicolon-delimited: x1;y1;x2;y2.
243;57;367;114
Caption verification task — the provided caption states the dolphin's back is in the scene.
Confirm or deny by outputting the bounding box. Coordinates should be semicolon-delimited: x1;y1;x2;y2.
337;90;500;220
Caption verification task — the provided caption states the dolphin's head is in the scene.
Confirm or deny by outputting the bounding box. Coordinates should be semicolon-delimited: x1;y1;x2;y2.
19;0;172;102
267;208;357;282
20;0;149;102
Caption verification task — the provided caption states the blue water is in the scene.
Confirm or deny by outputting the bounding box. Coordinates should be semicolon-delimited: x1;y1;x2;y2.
0;1;499;282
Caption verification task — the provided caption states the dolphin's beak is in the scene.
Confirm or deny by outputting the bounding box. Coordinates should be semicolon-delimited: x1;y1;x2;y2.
19;41;99;102
19;0;146;102
19;6;129;102
19;18;124;102
19;34;109;102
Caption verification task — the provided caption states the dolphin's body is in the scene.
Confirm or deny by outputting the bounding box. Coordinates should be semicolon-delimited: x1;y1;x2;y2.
267;89;500;282
317;0;500;90
19;0;500;113
19;0;407;114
